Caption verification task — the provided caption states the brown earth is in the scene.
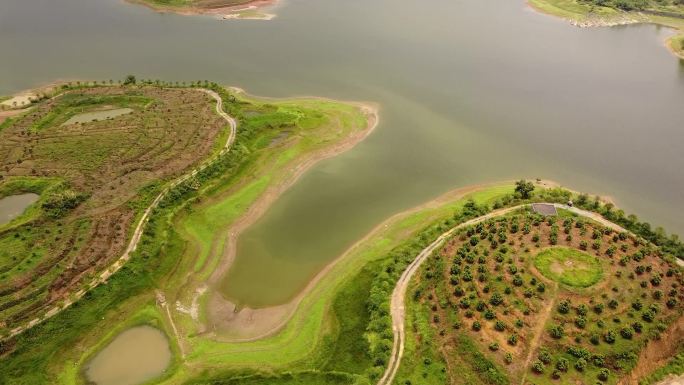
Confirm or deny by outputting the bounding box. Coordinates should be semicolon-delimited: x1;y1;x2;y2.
0;86;224;329
418;210;684;384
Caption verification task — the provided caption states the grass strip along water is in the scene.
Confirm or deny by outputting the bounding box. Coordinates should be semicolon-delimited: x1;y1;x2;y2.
0;81;376;384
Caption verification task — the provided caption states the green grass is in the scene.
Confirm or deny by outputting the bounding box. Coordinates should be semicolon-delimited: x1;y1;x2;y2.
527;0;618;21
669;35;684;59
640;351;684;385
534;247;603;288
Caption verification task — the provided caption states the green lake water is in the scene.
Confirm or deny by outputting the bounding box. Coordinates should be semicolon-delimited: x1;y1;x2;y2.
1;0;682;307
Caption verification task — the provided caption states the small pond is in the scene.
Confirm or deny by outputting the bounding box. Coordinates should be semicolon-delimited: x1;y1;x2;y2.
0;193;39;225
85;325;172;385
62;108;133;125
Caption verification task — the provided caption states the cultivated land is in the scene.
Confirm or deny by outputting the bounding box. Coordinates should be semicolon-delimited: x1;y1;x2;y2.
0;85;225;334
0;81;379;385
527;0;684;58
399;201;683;385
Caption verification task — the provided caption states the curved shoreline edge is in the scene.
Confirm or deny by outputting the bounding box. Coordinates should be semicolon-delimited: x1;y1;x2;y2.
201;97;380;341
376;202;632;385
526;0;684;60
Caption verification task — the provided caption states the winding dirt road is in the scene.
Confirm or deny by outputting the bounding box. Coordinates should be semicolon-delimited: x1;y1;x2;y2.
4;88;236;341
377;203;627;385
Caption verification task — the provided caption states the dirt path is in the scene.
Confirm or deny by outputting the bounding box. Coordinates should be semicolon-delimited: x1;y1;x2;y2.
519;280;558;385
377;202;631;385
157;291;185;359
3;88;236;341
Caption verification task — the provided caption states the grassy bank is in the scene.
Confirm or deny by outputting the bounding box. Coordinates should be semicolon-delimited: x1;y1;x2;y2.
0;84;374;384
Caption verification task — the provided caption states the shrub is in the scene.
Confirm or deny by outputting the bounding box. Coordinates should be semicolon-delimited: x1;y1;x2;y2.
537;283;546;293
590;334;600;345
556;357;569;372
538;350;552;364
576;304;588;316
508;334;518;346
495;320;506;331
667;298;677;308
489;342;499;351
532;359;545;373
598;368;610;382
620;327;633;339
550;324;564;339
575;358;587;371
642;310;655;322
472;321;481;331
558;299;571;314
604;330;617;344
490;292;504;306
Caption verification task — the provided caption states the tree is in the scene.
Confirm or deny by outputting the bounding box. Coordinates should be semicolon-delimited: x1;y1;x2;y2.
123;74;137;85
575;358;587;371
538;349;552;364
515;179;535;199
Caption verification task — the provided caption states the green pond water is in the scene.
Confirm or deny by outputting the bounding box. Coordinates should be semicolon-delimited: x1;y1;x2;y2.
85;325;171;385
62;107;133;125
0;193;39;226
1;0;682;307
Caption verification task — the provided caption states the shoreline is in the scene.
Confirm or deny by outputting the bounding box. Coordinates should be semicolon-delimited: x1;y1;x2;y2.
198;177;630;343
125;0;278;20
526;0;684;59
202;97;380;341
205;180;512;342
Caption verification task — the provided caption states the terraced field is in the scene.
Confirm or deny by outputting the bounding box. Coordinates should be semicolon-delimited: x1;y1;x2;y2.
0;86;225;334
405;207;683;385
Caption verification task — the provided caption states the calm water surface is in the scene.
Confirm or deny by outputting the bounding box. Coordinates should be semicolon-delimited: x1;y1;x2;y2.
0;193;39;225
1;0;682;306
85;325;171;385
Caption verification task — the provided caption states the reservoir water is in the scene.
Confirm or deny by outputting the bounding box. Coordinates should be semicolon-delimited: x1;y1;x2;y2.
0;193;39;226
1;0;682;306
85;325;171;385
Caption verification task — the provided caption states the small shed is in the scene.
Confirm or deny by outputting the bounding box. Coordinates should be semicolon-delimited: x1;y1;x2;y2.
531;203;557;216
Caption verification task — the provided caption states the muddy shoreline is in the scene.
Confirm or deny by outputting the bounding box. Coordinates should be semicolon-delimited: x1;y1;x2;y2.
203;100;379;341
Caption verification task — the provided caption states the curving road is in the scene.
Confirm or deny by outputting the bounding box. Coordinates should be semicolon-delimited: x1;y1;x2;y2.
377;203;627;385
4;88;236;341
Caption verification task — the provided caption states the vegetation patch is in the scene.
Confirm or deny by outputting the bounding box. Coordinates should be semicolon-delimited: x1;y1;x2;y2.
408;191;683;385
0;84;225;332
534;247;603;288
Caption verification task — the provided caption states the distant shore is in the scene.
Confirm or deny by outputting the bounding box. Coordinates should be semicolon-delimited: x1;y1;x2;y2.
126;0;277;20
527;0;684;59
